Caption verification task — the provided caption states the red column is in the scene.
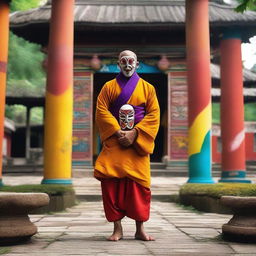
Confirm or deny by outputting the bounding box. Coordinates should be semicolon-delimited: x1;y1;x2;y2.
186;0;213;183
219;29;250;183
0;0;10;186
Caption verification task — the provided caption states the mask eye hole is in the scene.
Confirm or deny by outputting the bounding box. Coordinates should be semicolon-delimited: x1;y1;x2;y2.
120;58;127;65
128;58;134;65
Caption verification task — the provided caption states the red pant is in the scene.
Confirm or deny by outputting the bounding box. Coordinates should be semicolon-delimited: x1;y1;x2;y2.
101;178;151;222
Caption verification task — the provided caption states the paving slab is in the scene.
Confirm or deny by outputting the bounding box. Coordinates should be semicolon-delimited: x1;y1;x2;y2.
1;174;256;255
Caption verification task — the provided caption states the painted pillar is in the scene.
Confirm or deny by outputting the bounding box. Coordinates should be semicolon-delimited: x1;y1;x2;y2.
25;106;31;160
186;0;214;183
42;0;74;185
0;0;10;186
219;29;250;183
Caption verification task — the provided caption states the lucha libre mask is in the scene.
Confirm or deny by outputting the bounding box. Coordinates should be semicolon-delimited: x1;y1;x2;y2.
119;104;135;130
118;55;137;77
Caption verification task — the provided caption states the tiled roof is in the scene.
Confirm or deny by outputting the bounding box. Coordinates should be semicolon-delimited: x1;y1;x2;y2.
4;118;15;132
212;87;256;96
211;63;256;82
10;0;256;26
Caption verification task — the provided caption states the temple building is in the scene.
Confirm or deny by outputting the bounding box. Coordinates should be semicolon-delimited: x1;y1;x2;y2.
5;0;256;183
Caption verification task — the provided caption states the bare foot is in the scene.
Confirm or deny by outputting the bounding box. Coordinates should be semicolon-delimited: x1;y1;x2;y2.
135;231;155;241
135;221;155;241
108;231;123;241
107;220;123;241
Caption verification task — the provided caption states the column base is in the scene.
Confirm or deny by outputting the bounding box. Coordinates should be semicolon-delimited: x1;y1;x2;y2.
187;177;215;184
219;179;251;183
41;179;72;185
219;170;251;183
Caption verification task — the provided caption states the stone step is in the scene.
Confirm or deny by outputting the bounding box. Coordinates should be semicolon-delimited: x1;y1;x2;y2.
76;193;178;202
3;163;256;177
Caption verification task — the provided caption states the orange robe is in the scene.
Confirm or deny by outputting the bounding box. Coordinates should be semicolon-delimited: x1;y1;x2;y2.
94;77;160;188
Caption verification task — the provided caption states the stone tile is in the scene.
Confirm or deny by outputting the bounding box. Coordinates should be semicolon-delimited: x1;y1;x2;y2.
5;174;256;255
34;232;64;239
37;226;68;232
229;243;256;253
179;227;221;238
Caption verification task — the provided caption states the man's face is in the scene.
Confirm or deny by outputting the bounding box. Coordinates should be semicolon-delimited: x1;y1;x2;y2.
118;55;137;77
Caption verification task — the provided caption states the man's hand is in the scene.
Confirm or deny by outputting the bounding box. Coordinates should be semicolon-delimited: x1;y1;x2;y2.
117;129;138;147
115;130;125;138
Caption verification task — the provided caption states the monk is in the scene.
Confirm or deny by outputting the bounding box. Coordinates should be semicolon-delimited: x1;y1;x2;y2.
94;50;160;241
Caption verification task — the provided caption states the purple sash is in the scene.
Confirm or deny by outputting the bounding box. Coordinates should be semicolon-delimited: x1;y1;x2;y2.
110;72;145;124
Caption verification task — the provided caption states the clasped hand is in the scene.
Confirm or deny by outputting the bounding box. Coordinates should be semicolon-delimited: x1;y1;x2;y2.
115;129;138;147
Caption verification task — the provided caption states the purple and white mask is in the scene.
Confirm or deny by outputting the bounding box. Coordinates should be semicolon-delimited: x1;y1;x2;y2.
118;55;137;77
119;104;135;130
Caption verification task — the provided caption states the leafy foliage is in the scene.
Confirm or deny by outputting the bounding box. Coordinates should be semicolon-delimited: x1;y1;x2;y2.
244;103;256;121
5;105;44;125
31;107;44;125
6;0;46;125
10;0;42;12
212;102;256;124
7;32;46;88
235;0;256;12
212;103;220;124
5;105;26;124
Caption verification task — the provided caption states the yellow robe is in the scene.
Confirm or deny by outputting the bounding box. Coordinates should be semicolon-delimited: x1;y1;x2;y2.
94;77;160;188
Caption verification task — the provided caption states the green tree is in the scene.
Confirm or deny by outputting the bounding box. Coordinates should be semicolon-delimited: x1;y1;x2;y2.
8;0;46;86
6;0;46;125
8;32;45;85
244;103;256;121
10;0;42;12
212;102;256;124
235;0;256;12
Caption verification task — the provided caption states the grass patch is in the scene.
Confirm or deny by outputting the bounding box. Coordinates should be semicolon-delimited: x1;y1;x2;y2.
180;183;256;199
0;184;74;195
0;248;11;255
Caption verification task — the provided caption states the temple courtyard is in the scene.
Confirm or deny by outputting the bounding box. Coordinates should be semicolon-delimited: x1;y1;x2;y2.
1;173;256;255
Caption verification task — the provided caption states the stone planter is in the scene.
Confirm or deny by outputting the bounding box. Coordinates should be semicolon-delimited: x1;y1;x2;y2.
0;192;49;244
179;194;232;214
30;190;76;214
220;196;256;242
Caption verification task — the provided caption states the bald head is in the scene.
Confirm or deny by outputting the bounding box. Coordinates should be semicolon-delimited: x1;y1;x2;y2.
118;50;139;77
119;50;137;61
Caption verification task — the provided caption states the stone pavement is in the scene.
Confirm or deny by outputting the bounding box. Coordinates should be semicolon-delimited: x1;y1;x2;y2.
1;173;256;255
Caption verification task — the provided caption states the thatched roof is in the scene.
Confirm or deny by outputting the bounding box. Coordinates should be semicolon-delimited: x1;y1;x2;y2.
10;0;256;45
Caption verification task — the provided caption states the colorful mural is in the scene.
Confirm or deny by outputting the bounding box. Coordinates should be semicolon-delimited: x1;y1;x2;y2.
168;63;188;162
170;131;188;159
170;88;188;124
72;73;93;166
